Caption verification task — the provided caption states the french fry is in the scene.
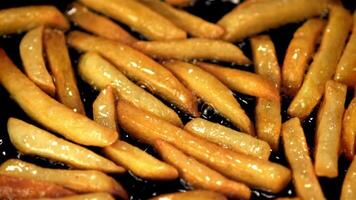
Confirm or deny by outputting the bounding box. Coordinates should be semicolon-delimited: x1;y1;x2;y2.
66;3;137;45
164;0;193;7
0;6;69;35
155;140;251;199
68;31;198;118
314;81;346;177
163;60;254;135
340;156;356;200
8;118;125;173
117;101;291;193
19;26;55;96
150;190;227;200
133;39;251;65
184;118;271;160
35;193;115;200
79;0;186;40
275;198;301;200
44;29;85;115
217;0;328;41
0;49;118;147
0;159;128;199
138;0;224;39
282;118;325;200
79;52;182;126
342;97;356;160
196;62;278;101
282;19;325;96
288;5;352;119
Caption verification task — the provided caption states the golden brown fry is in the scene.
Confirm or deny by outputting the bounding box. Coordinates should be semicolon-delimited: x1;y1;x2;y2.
184;118;271;160
68;31;197;118
0;49;118;147
314;81;346;177
164;0;194;7
196;62;278;101
163;60;254;135
217;0;328;41
342;97;356;160
288;5;352;119
79;0;186;40
0;159;128;199
155;140;251;199
282;118;325;200
66;3;137;45
8;118;124;173
282;19;325;96
117;101;291;193
35;193;115;200
133;39;251;65
79;52;182;126
340;156;356;200
275;198;301;200
0;6;69;35
19;26;55;96
150;190;226;200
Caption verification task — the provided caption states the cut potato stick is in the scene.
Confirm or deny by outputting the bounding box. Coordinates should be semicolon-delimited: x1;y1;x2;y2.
282;118;325;200
275;198;301;200
19;26;55;96
8;118;125;173
79;0;186;40
164;0;193;7
0;6;69;35
282;19;325;96
288;5;352;119
155;140;251;199
66;3;137;45
35;193;115;200
117;101;291;193
163;60;254;135
68;31;197;118
342;97;356;160
0;159;128;199
0;49;118;147
217;0;328;41
314;81;346;177
138;0;224;39
79;52;182;126
44;29;85;115
184;118;271;160
150;190;227;200
340;156;356;200
133;39;251;65
196;62;278;101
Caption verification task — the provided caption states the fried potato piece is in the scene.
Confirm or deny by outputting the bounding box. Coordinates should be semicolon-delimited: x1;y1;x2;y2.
35;193;115;200
184;118;271;160
8;118;124;173
79;52;182;126
79;0;186;40
0;159;128;199
0;6;69;35
133;39;251;65
0;49;118;147
340;156;356;200
117;101;291;193
150;190;226;200
217;0;328;41
342;97;356;160
288;5;352;119
19;26;55;96
68;31;197;118
163;60;254;135
275;198;301;200
164;0;193;7
282;118;325;200
282;19;325;96
66;3;137;45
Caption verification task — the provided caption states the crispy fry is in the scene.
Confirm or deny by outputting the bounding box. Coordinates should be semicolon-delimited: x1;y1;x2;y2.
0;49;118;147
66;3;137;45
117;101;291;193
184;118;271;160
19;26;55;96
68;31;197;118
150;190;226;200
275;198;301;200
282;118;325;200
288;5;352;119
0;159;128;199
164;0;194;7
342;97;356;160
0;6;69;35
133;39;251;65
79;0;186;40
163;60;254;135
8;118;124;173
155;140;251;199
314;81;346;177
79;52;182;126
35;193;115;200
217;0;328;41
340;156;356;200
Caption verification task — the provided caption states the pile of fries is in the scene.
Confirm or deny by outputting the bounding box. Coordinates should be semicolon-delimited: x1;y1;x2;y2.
0;0;355;199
